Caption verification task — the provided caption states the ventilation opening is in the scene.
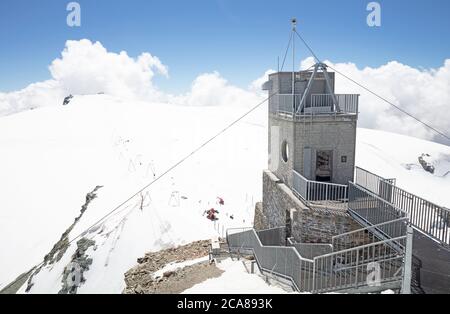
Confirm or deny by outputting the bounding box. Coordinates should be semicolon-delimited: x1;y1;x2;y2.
281;140;289;163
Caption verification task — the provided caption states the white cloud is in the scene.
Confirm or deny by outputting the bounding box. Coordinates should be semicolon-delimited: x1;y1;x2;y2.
0;39;449;144
49;39;168;100
299;56;450;143
248;69;275;96
0;39;169;116
170;71;264;107
324;59;450;143
0;80;64;116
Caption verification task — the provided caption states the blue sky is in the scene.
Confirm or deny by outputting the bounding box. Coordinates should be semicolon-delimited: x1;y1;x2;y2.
1;0;450;93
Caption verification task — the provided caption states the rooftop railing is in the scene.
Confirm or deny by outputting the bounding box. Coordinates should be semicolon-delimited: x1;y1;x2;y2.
308;94;359;115
269;93;359;117
269;94;302;115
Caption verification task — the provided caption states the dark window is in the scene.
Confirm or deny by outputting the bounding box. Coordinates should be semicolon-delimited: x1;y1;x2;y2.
281;140;289;163
341;156;347;163
316;151;332;182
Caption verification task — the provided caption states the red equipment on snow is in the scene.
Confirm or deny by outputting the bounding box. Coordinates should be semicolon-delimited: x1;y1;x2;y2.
206;208;219;221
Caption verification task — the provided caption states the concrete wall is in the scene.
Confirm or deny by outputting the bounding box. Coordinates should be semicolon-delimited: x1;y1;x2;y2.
268;116;295;188
293;115;357;185
261;170;360;243
268;114;357;187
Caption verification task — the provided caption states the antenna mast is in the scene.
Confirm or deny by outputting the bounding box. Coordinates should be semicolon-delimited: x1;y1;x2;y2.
291;18;297;110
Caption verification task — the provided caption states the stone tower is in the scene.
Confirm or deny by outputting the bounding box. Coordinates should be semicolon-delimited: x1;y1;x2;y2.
262;63;359;188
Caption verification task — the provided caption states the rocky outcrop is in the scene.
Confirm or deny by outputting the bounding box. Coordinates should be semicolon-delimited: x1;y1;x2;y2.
419;154;435;174
25;185;103;293
42;185;103;266
59;238;96;294
63;95;73;106
123;240;211;294
132;262;223;294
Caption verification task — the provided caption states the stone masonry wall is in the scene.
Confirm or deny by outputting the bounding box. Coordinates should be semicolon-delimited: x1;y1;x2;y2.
261;170;360;243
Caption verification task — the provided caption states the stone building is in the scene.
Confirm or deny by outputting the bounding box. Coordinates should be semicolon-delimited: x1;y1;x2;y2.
258;63;362;243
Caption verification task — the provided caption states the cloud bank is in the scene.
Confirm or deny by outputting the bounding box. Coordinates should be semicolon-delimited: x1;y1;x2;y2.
0;39;169;115
301;57;450;142
50;39;168;100
169;71;267;107
0;40;449;144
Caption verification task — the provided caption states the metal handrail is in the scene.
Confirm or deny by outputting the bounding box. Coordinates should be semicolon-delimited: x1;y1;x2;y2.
227;227;315;292
248;246;302;292
308;94;359;114
229;230;312;258
269;94;302;116
355;166;396;185
354;167;450;246
332;217;409;241
312;232;410;294
318;235;407;259
350;181;405;210
293;170;348;203
227;223;411;294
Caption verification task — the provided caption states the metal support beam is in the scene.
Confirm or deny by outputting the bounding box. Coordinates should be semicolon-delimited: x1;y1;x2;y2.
321;64;341;112
296;62;341;114
297;64;318;114
292;18;297;113
401;225;414;294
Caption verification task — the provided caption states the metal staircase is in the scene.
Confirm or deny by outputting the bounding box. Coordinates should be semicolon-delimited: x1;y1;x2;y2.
226;166;450;294
354;167;450;294
226;218;413;294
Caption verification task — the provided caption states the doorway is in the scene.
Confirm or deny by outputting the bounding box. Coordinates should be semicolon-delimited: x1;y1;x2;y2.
316;150;333;182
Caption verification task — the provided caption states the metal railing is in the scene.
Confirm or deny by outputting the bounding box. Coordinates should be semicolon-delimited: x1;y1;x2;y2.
348;182;407;227
355;167;450;247
226;227;315;292
313;234;409;293
288;238;333;260
270;93;358;117
355;167;396;202
257;227;286;246
269;94;302;115
316;218;411;293
293;170;348;203
388;184;450;246
332;218;409;252
306;94;359;115
227;222;412;294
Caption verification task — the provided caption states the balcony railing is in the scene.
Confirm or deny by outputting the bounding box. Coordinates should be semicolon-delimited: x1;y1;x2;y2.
308;94;359;114
292;170;348;203
270;93;359;117
269;94;302;115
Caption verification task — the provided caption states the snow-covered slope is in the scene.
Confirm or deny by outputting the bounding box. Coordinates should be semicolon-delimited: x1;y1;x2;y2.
0;95;265;293
356;128;450;208
0;95;449;293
